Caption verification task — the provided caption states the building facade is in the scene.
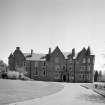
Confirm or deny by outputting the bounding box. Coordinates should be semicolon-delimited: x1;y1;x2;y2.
8;46;95;83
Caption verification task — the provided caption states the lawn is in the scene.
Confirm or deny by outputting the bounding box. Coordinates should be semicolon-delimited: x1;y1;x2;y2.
0;79;63;105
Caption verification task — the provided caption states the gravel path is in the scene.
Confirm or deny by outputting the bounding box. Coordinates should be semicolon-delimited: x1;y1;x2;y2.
9;83;105;105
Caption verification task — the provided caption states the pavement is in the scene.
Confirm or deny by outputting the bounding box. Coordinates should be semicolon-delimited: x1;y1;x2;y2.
9;83;105;105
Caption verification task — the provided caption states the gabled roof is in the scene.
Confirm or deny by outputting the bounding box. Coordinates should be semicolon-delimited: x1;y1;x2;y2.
86;46;91;55
76;47;87;59
13;47;26;59
51;46;65;58
8;53;13;59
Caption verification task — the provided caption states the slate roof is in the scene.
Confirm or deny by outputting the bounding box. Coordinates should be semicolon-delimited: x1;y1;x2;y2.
24;53;46;61
23;52;71;61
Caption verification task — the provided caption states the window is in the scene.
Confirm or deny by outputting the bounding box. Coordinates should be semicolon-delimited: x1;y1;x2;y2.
87;66;91;71
83;58;86;63
79;74;83;79
35;67;38;75
69;59;72;63
55;65;60;71
56;52;59;56
85;75;88;80
43;62;46;66
35;62;38;67
55;57;59;63
23;62;26;67
55;72;60;79
69;66;72;70
43;70;46;76
63;65;66;70
87;58;90;63
80;66;86;71
76;60;79;64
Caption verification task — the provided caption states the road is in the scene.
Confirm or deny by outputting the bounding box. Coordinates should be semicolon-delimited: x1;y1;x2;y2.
10;83;105;105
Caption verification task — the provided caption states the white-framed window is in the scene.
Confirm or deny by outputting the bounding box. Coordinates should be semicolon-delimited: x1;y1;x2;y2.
83;58;86;63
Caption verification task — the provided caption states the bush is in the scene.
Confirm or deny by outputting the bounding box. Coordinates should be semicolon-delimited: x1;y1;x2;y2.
7;71;19;79
1;72;7;79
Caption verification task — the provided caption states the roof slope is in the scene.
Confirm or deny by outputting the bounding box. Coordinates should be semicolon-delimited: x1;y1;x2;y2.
25;53;46;61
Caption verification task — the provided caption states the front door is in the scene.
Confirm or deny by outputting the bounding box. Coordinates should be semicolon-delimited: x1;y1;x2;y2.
63;75;66;82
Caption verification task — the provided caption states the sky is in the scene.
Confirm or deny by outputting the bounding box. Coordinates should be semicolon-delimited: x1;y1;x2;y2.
0;0;105;71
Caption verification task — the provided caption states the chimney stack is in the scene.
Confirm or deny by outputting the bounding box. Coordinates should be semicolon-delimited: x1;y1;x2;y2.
72;48;75;57
31;49;33;56
49;48;51;55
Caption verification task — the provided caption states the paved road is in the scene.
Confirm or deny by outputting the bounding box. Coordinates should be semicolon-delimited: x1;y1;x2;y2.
10;83;105;105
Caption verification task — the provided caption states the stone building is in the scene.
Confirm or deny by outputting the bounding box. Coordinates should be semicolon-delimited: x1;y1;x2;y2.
8;46;95;83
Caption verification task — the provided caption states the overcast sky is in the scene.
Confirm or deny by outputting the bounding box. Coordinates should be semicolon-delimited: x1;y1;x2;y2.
0;0;105;70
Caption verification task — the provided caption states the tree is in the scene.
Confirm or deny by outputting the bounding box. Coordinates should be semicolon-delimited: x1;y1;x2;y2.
94;70;98;82
98;70;102;82
0;60;7;72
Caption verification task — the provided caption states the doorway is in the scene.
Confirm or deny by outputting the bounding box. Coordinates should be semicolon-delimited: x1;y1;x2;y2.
63;75;66;82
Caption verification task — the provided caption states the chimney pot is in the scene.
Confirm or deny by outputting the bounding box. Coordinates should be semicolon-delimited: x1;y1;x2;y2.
16;47;20;50
49;48;51;55
72;48;75;57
